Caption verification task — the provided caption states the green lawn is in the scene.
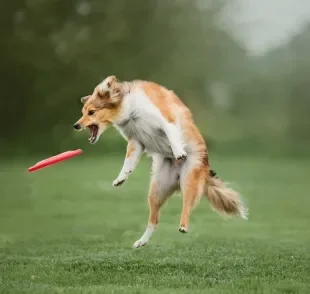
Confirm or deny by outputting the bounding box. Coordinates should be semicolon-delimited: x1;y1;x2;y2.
1;154;310;293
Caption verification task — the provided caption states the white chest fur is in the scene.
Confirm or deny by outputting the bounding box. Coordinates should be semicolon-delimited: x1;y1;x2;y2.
114;89;174;157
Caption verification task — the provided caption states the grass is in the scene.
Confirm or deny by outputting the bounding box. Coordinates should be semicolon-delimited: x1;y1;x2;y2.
1;154;310;293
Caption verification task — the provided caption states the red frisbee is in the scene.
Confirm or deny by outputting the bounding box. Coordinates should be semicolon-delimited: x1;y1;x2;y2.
28;149;83;172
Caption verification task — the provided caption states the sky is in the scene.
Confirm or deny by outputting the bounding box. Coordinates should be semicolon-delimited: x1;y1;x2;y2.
235;0;310;54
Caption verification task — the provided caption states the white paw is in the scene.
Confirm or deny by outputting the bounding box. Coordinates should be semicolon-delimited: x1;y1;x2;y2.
174;150;187;161
112;176;127;187
179;226;188;233
133;239;148;249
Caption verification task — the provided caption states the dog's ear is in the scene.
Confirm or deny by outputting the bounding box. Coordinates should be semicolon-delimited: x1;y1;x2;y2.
96;75;122;106
105;75;117;88
97;75;118;97
81;95;90;104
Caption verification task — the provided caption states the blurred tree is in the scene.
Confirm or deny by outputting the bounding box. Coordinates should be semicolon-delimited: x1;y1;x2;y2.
1;0;248;155
5;0;309;157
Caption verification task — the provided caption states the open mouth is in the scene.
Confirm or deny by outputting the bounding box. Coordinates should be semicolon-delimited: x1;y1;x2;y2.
87;124;99;144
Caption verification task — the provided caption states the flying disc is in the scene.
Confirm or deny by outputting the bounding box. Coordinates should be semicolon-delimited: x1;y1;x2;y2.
28;149;83;172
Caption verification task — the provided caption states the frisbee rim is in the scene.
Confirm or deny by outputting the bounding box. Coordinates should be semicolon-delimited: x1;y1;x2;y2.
28;149;82;172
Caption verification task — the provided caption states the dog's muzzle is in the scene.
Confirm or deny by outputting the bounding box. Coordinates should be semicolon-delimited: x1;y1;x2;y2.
73;123;81;130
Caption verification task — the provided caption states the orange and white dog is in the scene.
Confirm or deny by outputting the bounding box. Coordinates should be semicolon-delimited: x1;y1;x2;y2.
74;76;248;248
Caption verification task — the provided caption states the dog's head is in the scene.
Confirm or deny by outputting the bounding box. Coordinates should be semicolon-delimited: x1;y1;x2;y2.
73;75;123;144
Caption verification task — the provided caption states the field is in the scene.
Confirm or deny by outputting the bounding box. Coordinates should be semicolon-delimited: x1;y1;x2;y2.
1;154;310;293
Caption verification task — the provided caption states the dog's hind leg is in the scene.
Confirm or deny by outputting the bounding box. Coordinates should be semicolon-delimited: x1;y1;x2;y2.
133;156;178;248
132;182;171;248
179;158;206;233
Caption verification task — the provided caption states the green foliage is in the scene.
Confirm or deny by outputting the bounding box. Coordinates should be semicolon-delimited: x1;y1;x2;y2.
1;0;310;156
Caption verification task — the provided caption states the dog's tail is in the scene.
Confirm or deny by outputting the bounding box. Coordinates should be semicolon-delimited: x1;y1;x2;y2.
204;170;248;219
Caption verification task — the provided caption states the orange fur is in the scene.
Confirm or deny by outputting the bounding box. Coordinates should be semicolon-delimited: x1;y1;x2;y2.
126;140;135;158
76;85;123;129
205;176;247;218
148;182;161;225
74;75;248;248
147;178;175;226
142;82;176;123
179;165;207;231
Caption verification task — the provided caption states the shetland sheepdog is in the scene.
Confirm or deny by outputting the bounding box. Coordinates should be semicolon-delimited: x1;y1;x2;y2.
74;75;247;248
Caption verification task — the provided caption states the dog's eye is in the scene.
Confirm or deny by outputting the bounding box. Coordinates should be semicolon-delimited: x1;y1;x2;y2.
88;110;95;116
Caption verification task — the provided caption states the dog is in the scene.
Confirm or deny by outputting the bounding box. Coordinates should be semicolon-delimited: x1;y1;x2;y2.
74;75;248;248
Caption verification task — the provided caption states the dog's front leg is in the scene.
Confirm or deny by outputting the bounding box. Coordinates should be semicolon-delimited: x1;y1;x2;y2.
113;139;143;187
163;122;187;160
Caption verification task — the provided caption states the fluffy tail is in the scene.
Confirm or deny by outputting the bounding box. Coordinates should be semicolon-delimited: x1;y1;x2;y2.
204;170;248;219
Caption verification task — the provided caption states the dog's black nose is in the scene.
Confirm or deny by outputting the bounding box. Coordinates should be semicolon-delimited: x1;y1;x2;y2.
73;123;81;130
